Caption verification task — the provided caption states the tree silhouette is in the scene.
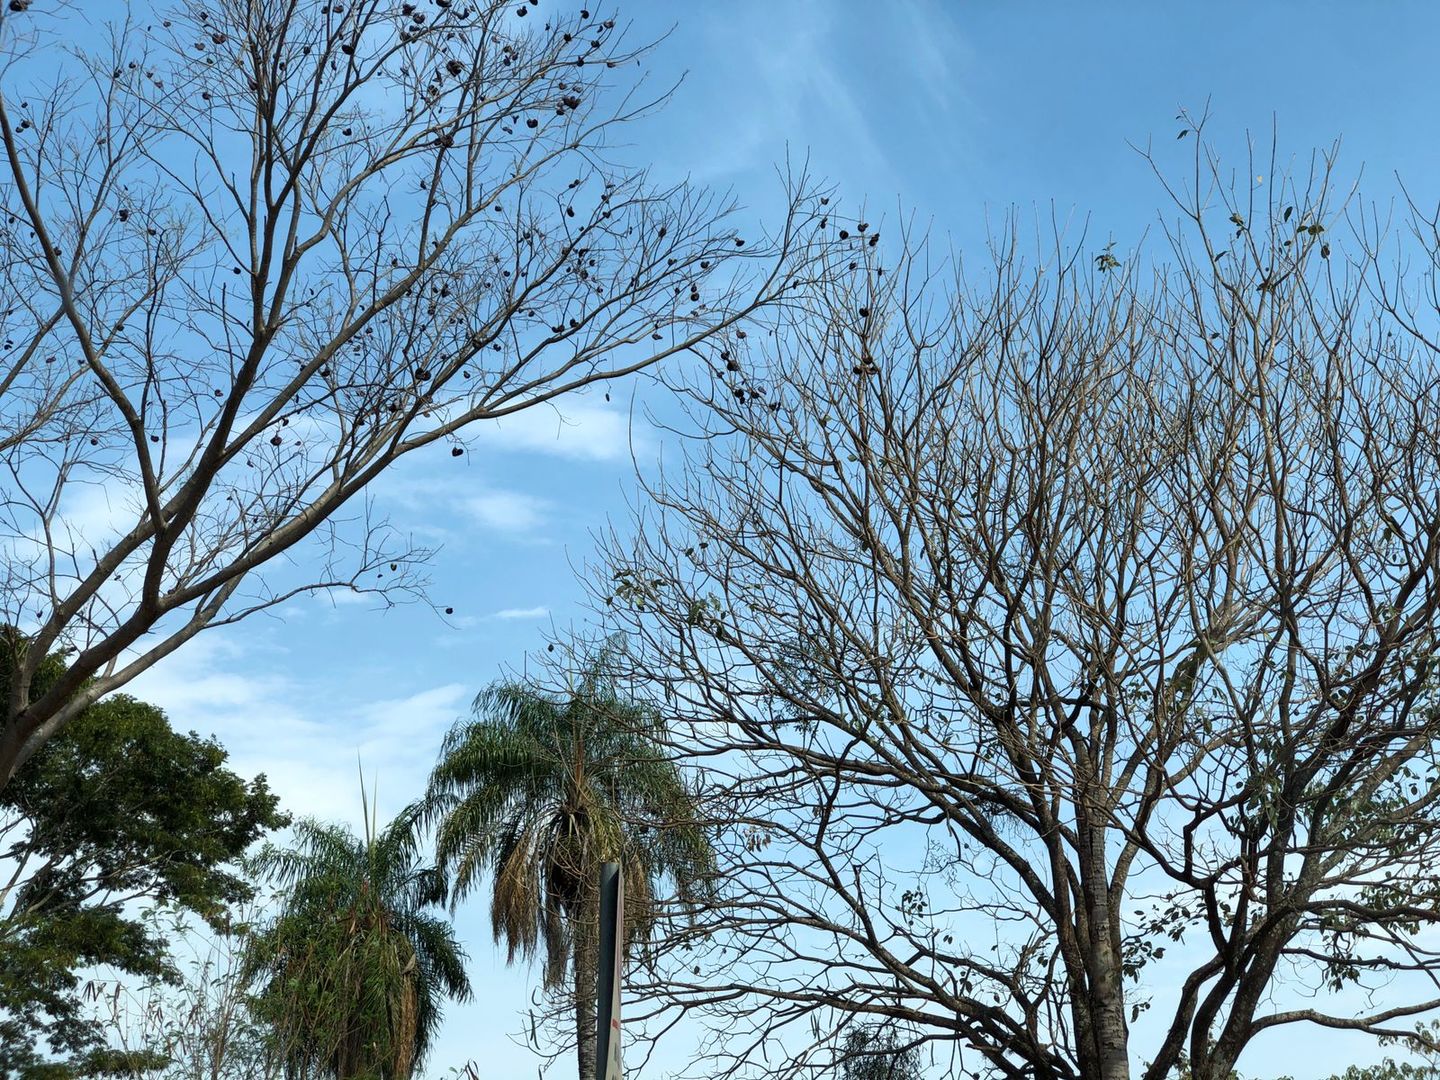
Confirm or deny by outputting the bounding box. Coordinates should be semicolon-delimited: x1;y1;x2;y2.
0;627;286;1077
0;0;834;791
589;120;1440;1080
838;1025;925;1080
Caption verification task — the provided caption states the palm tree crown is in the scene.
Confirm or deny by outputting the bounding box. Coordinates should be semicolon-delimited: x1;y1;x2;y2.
243;801;471;1080
421;641;713;1080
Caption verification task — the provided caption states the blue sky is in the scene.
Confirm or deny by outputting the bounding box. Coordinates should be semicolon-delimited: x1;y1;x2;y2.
103;1;1440;1076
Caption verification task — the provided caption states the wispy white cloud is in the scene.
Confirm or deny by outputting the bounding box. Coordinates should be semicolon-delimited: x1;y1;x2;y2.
365;465;554;545
2;474;147;630
463;397;639;462
651;0;975;210
124;633;466;829
457;490;548;534
321;585;381;607
663;0;905;200
491;605;549;620
895;0;976;119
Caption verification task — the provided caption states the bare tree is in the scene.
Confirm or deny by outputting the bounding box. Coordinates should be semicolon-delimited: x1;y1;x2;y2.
0;0;830;790
89;902;288;1080
586;123;1440;1080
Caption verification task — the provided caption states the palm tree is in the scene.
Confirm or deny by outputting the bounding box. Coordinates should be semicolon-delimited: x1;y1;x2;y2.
242;795;471;1080
420;640;713;1080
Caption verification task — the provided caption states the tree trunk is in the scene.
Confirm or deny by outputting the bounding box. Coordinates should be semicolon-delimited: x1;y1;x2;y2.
1091;952;1132;1080
574;927;598;1080
1079;822;1131;1080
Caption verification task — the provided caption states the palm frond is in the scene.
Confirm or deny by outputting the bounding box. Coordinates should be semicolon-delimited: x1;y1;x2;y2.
541;896;573;991
243;803;471;1080
423;635;717;1018
489;818;544;963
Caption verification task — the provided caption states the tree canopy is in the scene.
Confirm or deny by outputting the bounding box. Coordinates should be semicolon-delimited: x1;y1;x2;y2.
838;1025;926;1080
243;803;470;1080
587;124;1440;1080
0;0;833;792
0;629;287;1077
419;640;713;1080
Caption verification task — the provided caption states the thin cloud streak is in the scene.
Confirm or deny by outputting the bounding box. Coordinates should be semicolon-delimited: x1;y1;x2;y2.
491;606;550;620
463;397;641;462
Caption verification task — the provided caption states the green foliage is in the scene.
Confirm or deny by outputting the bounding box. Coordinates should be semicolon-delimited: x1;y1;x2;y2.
1319;1022;1440;1080
1322;1065;1440;1080
0;632;288;1078
243;803;471;1080
423;638;714;975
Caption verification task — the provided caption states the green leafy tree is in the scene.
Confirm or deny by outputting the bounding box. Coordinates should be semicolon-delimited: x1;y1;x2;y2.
1318;1022;1440;1080
0;629;287;1078
1324;1067;1440;1080
420;640;714;1080
243;798;471;1080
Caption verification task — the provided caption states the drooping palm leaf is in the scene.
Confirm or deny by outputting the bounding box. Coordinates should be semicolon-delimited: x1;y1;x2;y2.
419;637;716;1078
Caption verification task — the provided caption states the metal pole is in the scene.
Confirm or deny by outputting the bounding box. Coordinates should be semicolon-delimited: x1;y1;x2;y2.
595;862;624;1080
